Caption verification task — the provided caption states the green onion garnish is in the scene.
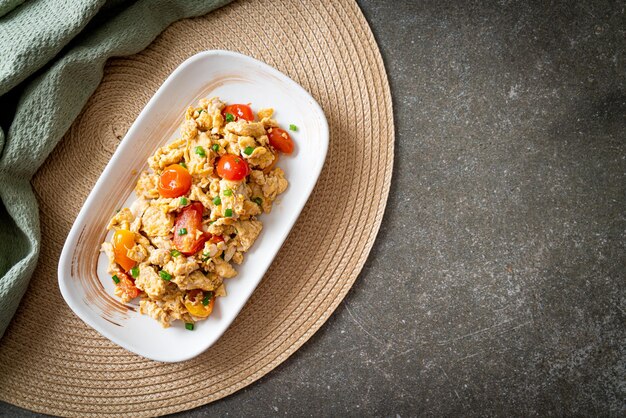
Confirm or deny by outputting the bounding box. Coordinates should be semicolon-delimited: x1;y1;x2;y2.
159;270;172;281
213;196;221;205
170;249;181;257
212;144;219;152
179;162;187;168
225;113;234;122
202;292;214;306
198;109;204;114
195;146;206;157
244;146;254;156
185;323;194;331
180;197;188;206
223;189;233;196
253;197;263;206
178;228;187;235
112;275;120;284
202;252;210;262
224;208;233;217
130;267;139;278
289;124;298;131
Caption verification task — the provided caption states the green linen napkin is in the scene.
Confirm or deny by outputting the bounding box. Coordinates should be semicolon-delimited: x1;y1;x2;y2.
0;0;231;338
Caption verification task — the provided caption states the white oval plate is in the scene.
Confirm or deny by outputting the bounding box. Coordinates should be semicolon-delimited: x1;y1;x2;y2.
58;50;328;362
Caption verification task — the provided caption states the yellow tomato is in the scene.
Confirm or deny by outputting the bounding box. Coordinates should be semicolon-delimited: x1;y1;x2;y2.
184;290;215;318
112;229;136;272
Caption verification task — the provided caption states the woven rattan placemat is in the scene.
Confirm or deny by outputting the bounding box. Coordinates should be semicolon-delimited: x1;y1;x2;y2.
0;0;393;416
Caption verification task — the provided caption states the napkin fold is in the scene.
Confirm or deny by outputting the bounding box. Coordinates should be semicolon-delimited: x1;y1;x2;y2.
0;0;230;338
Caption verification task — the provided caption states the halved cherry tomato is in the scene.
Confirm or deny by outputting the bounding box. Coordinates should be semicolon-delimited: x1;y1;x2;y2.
216;154;249;181
112;229;136;272
209;235;224;244
184;289;215;318
173;202;208;255
268;127;294;154
158;164;192;198
222;104;254;122
117;271;140;299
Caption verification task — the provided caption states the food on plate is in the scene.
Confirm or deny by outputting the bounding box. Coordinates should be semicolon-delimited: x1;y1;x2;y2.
101;97;294;329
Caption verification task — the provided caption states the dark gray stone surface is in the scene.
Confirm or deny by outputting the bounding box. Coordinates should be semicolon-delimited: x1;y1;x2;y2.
1;0;624;416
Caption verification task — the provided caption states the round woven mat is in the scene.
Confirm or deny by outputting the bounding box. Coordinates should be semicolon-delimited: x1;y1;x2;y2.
0;0;393;416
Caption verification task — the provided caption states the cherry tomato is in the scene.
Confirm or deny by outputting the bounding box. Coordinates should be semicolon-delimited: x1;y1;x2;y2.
184;289;215;318
117;271;140;299
112;229;136;272
268;127;294;154
216;154;249;181
222;104;254;122
173;202;207;255
158;164;192;198
209;235;224;244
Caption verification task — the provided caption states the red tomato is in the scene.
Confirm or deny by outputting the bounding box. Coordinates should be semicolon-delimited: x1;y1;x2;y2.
216;154;249;181
112;229;136;272
222;104;254;122
117;271;140;299
158;164;192;198
173;202;208;255
268;127;294;154
210;235;224;244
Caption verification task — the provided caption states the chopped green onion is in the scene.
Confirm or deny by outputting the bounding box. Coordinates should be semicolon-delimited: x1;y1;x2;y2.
180;197;188;206
212;144;219;152
223;189;233;196
225;113;235;122
202;252;210;262
202;291;214;306
213;196;221;205
170;249;181;257
198;109;204;114
224;208;233;217
112;275;120;284
179;162;187;169
253;197;263;206
159;270;172;281
178;228;187;235
244;146;254;156
185;322;194;331
289;124;298;131
130;267;139;278
209;220;215;225
195;146;206;157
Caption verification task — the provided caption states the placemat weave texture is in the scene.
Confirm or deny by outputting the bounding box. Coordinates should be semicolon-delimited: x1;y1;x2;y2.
0;0;393;416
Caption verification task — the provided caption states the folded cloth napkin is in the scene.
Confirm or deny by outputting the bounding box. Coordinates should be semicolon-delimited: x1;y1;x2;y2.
0;0;230;338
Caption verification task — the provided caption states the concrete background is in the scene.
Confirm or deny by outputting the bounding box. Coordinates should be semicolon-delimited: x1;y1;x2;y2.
1;0;624;416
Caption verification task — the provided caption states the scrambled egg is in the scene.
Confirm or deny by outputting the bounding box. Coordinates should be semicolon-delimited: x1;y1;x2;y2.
101;97;290;328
